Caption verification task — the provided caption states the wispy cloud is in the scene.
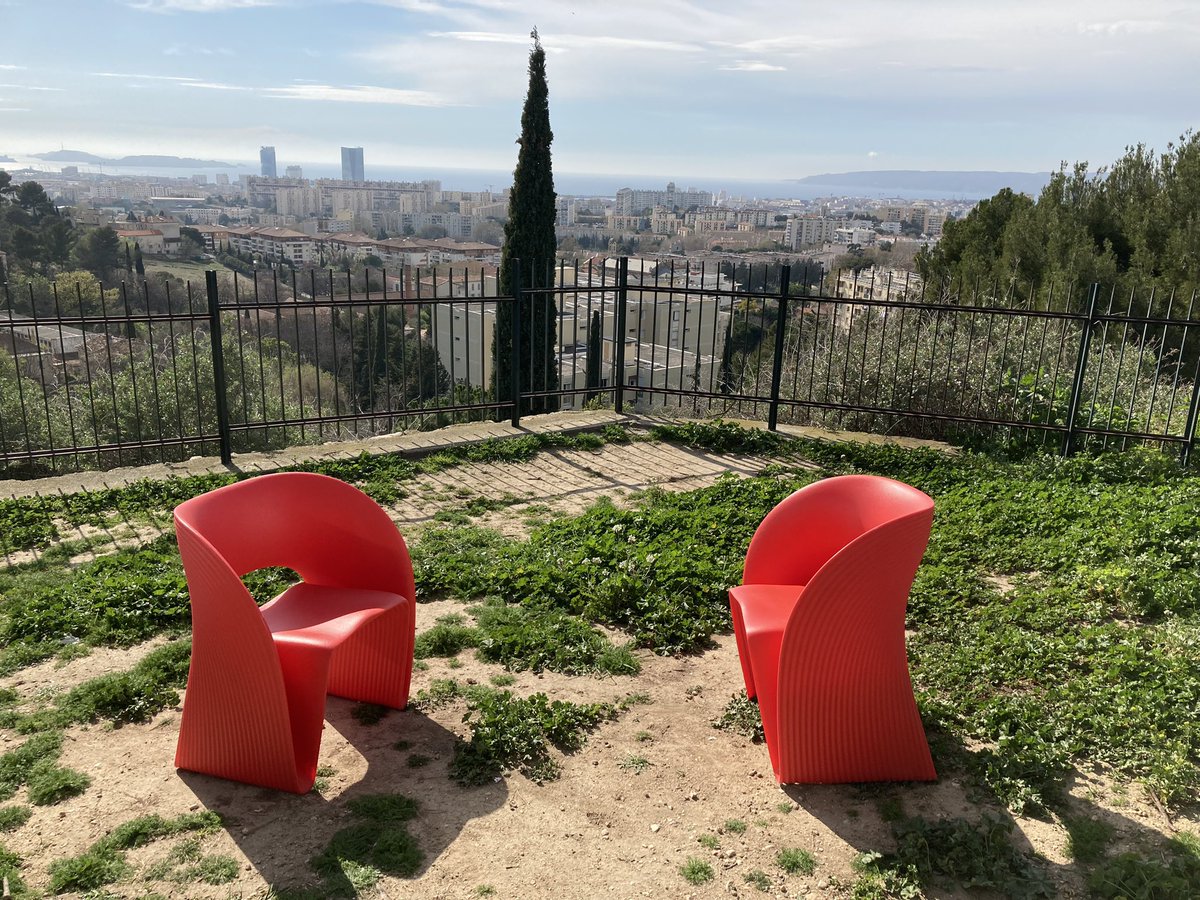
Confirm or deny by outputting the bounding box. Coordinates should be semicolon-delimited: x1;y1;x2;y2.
1078;19;1168;36
0;65;25;71
181;80;251;91
263;83;448;106
127;0;277;11
0;83;64;91
724;34;857;54
0;107;31;113
163;44;235;56
92;72;200;82
433;31;704;53
719;60;786;72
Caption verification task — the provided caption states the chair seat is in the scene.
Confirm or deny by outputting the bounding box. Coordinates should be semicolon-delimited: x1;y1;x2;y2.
261;583;408;650
729;584;806;638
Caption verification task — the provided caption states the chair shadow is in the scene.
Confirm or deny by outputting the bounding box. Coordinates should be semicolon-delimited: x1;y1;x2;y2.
776;727;1190;899
179;699;507;892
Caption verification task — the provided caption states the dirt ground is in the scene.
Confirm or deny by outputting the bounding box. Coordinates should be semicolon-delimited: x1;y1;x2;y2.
1;436;1193;899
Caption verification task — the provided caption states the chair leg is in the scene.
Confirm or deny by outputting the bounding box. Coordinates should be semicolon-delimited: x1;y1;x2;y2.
274;641;334;793
327;604;413;709
175;650;305;794
729;595;757;700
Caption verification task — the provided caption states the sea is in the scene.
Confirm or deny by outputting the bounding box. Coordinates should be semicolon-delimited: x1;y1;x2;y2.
1;155;997;202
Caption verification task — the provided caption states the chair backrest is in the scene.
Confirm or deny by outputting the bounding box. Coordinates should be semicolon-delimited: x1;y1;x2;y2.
173;472;414;601
742;474;933;587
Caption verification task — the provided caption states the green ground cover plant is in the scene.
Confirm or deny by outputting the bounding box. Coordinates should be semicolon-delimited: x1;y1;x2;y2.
448;688;617;786
306;794;423;898
1;419;1198;894
47;811;221;893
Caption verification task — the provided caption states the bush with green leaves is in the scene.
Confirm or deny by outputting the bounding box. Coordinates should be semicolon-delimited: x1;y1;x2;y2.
449;689;615;786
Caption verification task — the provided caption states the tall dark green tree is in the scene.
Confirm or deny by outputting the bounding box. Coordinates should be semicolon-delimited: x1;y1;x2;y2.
74;226;121;281
134;244;145;278
493;29;559;415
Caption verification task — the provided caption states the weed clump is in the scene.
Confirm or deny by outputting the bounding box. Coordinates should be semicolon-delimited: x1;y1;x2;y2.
308;794;422;897
712;693;764;743
48;812;221;893
449;689;615;786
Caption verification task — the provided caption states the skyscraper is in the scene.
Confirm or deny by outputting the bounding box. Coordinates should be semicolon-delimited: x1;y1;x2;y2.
260;146;277;178
340;146;364;182
285;165;303;179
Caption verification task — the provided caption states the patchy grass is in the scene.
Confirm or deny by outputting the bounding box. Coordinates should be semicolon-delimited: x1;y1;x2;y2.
679;857;714;885
449;689;617;786
712;693;764;743
307;794;423;897
48;812;221;894
776;847;816;876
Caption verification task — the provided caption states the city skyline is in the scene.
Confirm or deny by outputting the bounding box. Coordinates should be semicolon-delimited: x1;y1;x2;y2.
1;1;1198;183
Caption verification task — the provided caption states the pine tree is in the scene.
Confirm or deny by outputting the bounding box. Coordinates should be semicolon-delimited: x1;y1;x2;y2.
493;29;558;415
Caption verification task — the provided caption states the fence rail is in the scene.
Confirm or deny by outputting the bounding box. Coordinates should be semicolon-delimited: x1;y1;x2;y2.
3;258;1199;476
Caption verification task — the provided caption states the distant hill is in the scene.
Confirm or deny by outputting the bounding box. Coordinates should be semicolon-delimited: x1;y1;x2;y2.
794;170;1052;196
34;149;107;163
33;150;232;167
0;155;15;163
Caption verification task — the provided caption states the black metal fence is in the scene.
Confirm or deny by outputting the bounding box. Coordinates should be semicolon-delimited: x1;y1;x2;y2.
2;258;1199;476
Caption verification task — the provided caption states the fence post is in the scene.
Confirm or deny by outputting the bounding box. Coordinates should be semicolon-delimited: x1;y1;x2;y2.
1062;283;1099;456
1182;358;1200;467
767;265;791;431
614;257;629;414
205;271;233;465
510;259;523;428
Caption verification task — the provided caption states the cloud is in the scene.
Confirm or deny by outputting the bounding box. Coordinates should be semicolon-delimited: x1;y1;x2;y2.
92;72;200;82
0;83;64;91
0;107;31;112
433;31;703;52
0;65;25;70
127;0;277;11
163;44;235;56
181;80;251;91
719;60;786;72
1078;19;1168;36
263;83;448;106
723;33;858;54
867;151;879;158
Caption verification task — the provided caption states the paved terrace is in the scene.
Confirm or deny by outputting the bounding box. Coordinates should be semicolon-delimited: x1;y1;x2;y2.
0;411;951;506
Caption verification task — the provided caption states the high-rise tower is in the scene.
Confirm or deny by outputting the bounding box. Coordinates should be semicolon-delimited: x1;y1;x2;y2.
260;146;277;178
340;146;364;182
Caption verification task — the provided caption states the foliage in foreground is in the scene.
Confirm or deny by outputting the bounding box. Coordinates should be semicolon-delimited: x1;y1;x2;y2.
48;811;221;893
306;794;423;897
449;688;617;786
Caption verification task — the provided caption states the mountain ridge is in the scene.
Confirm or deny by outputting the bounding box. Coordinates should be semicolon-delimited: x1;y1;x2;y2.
794;170;1052;195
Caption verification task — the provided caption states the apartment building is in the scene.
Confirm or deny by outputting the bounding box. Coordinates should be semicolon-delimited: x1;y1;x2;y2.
614;182;711;215
784;216;842;249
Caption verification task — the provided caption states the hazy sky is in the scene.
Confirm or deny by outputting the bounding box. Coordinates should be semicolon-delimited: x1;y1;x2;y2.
2;0;1197;181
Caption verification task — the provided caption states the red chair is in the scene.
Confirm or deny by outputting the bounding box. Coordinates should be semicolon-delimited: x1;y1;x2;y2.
173;472;416;793
729;474;936;783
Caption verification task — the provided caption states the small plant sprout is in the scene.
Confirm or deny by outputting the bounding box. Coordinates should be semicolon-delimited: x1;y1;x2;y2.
697;833;719;850
679;857;714;885
776;847;817;875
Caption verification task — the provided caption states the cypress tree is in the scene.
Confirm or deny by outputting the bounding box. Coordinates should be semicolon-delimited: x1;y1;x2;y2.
493;29;558;416
134;244;145;278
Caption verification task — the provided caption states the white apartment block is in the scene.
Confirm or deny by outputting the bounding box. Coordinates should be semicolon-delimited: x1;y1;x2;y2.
784;216;842;249
615;182;711;215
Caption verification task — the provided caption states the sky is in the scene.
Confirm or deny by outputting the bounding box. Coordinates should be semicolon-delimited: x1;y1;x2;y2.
2;0;1198;186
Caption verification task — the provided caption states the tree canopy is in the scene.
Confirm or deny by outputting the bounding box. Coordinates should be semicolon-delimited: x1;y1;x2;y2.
917;132;1200;307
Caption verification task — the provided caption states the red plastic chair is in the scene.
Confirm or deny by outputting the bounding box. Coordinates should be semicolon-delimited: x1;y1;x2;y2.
173;472;416;793
729;474;936;783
